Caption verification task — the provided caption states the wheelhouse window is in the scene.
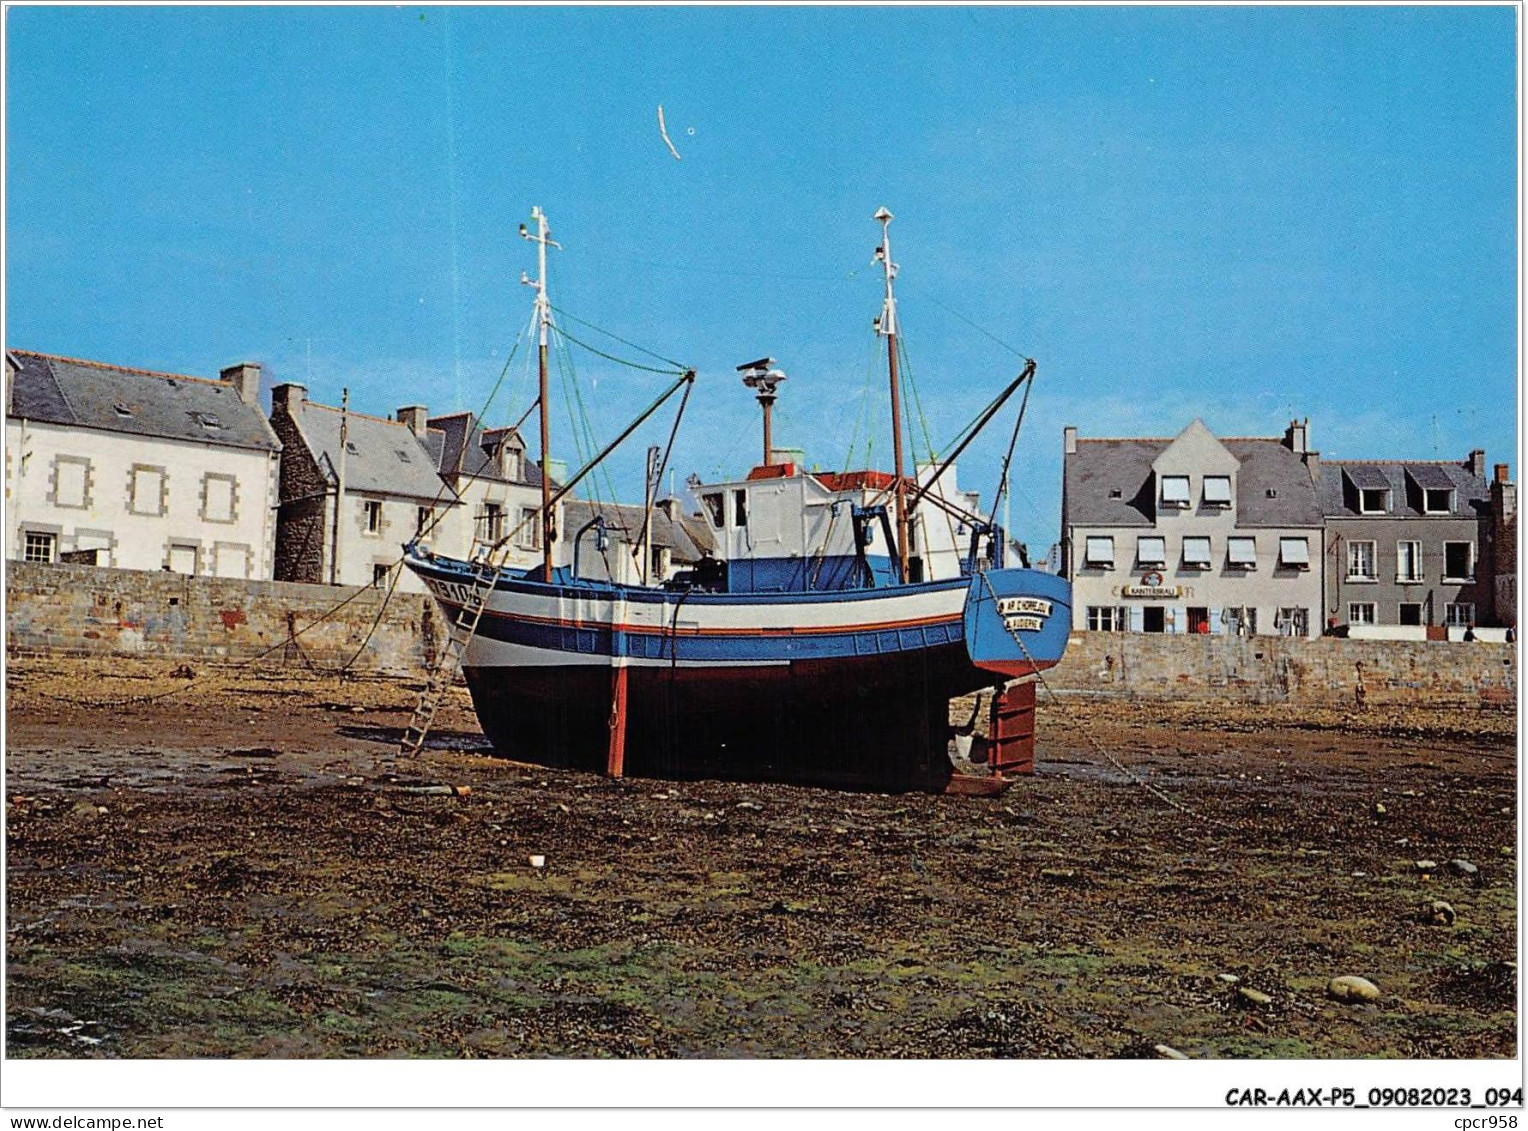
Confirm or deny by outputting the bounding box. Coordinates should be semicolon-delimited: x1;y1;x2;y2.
1227;536;1257;569
1202;475;1232;507
1347;540;1376;581
1396;540;1423;582
1443;542;1474;581
1348;602;1376;625
732;489;748;527
1083;536;1114;569
1159;475;1191;508
1136;536;1166;567
1181;536;1212;569
701;493;725;527
1279;537;1310;569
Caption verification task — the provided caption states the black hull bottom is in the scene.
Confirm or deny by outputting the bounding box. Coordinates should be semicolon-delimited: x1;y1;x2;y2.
462;645;1011;792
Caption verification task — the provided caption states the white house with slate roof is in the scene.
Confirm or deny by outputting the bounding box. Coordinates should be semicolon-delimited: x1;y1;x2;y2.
1061;418;1325;637
423;412;557;571
268;384;459;594
4;349;282;577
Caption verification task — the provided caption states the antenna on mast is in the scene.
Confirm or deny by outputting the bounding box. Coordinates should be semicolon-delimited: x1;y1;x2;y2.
520;206;562;579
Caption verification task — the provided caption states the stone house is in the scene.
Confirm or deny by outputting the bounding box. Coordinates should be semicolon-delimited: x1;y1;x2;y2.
1319;450;1502;634
1061;418;1325;636
4;349;281;577
268;383;457;594
423;412;556;569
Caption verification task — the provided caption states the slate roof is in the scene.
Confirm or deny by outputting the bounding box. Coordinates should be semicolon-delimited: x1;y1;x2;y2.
429;411;555;489
1318;460;1488;519
7;349;280;452
558;499;712;561
285;400;450;503
1064;436;1323;528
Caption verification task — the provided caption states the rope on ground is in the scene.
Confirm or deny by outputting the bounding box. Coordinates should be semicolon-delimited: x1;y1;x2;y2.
987;572;1236;830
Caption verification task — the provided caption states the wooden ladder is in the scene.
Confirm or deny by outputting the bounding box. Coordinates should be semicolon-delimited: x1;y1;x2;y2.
397;554;501;757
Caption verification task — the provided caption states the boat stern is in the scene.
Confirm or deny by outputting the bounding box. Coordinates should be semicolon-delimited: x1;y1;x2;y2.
962;567;1072;679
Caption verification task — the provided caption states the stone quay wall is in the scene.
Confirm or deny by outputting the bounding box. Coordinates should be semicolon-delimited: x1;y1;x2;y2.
6;562;1518;705
1043;630;1517;708
5;561;439;674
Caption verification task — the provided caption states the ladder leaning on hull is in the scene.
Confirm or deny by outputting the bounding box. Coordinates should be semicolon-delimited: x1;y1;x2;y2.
397;550;504;757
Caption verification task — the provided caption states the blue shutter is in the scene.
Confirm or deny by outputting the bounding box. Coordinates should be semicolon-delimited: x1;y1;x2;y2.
1128;605;1143;633
1208;606;1222;635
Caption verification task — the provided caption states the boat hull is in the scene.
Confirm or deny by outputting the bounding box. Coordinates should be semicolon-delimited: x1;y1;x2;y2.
405;550;1070;791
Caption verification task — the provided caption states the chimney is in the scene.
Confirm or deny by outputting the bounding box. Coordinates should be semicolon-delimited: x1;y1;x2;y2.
220;362;262;406
1492;466;1517;524
1282;417;1309;455
1495;462;1511;485
1467;449;1487;479
397;405;428;438
271;383;307;415
1063;425;1078;455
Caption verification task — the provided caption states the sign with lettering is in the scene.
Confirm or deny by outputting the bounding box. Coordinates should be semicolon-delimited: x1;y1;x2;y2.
997;597;1053;617
1122;584;1182;599
432;580;477;606
1003;614;1046;632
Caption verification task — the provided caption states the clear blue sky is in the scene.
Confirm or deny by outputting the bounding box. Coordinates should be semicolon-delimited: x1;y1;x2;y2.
6;5;1517;550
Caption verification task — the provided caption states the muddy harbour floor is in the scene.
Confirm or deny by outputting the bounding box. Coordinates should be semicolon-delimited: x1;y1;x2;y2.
4;655;1517;1059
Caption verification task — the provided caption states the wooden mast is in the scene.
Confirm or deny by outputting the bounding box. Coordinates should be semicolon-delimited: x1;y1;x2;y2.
874;207;911;583
520;206;560;579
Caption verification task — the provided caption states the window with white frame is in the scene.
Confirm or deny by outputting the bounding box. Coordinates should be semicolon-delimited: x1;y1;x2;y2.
1084;536;1114;568
1222;606;1257;635
363;499;383;535
1359;488;1389;514
1445;602;1475;627
1136;536;1166;566
1346;540;1376;580
1087;606;1126;631
23;531;55;563
1202;475;1232;507
1443;542;1474;581
1423;487;1454;515
1396;540;1423;582
1182;536;1212;569
1348;602;1377;625
517;505;541;551
416;506;433;541
1159;475;1191;508
1279;536;1310;569
1227;536;1257;569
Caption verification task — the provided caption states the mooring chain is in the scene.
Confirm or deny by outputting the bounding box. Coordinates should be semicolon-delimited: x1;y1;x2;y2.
981;572;1235;830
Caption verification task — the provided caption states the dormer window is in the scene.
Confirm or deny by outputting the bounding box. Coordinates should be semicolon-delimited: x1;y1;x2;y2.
346;441;359;456
501;446;522;480
395;449;412;463
193;412;222;430
1160;475;1191;509
113;402;133;418
1424;487;1454;514
1359;488;1389;514
1202;476;1232;507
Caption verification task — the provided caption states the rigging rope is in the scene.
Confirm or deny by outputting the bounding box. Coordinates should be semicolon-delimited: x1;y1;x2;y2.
549;302;689;371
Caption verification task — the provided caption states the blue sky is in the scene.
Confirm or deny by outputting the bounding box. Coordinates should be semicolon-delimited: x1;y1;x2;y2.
6;5;1517;550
